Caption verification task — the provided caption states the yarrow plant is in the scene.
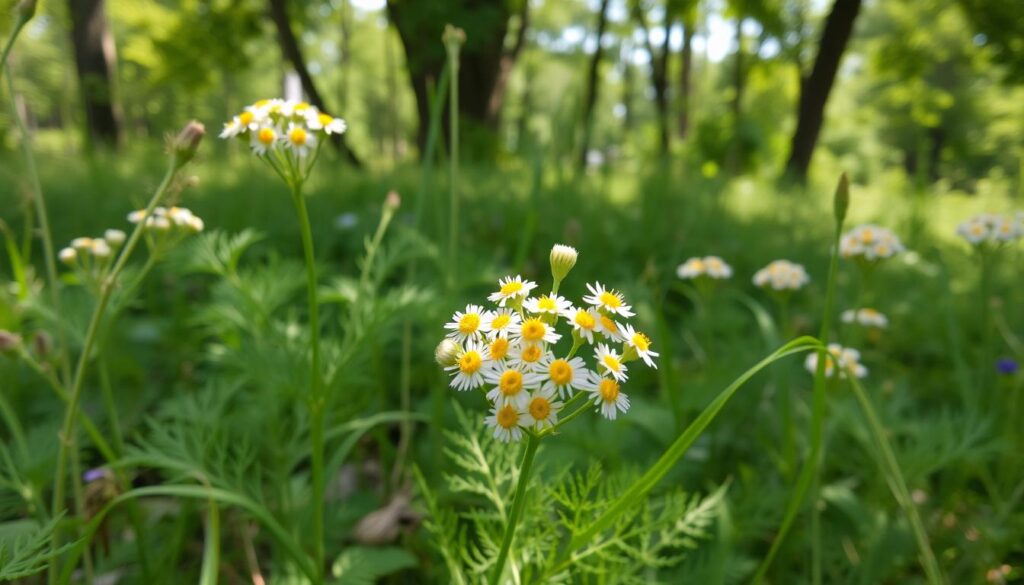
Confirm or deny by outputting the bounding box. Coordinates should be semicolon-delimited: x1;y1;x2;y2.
435;243;658;582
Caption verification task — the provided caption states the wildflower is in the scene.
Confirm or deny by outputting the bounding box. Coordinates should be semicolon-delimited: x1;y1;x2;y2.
484;308;521;339
446;339;488;391
483;363;540;410
677;256;733;280
752;259;810;291
523;294;572;316
620;323;658;368
486;336;512;362
563;306;601;343
537;354;595;398
71;237;93;251
286;122;316;157
444;304;490;342
90;239;111;259
841;308;888;328
104;229;126;248
597;314;624;342
488;275;537;307
840;224;905;261
594;343;628;382
956;213;1021;246
512;317;562;345
526;386;564;430
996;358;1018;376
804;343;868;378
507;341;547;373
251;124;279;156
171;121;205;166
676;257;705;279
485;403;533;443
586;374;630;420
582;282;635;317
705;256;733;279
309;112;347;135
58;248;77;266
434;339;460;367
549;244;578;283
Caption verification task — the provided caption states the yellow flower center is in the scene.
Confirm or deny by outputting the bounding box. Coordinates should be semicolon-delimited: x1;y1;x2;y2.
491;313;511;330
499;370;523;396
500;280;523;296
600;315;618;335
239;111;254;126
574;311;596;330
289;127;308;146
537;296;557;311
599;291;622;308
875;244;890;256
521;319;546;342
548;359;573;385
490;338;509;360
458;313;480;335
459;351;482;374
294;101;310;112
318;113;333;127
599;379;620;401
496;405;519;429
521;345;542;363
602;353;622;372
862;229;875;243
254;99;270;107
971;225;984;236
529;396;551;420
862;308;878;318
691;259;705;271
632;333;651;352
258;127;276;145
708;259;722;270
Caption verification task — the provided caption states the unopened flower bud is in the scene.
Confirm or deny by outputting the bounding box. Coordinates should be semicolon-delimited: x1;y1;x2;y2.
188;216;205;232
435;339;460;367
71;237;93;251
104;229;126;247
550;244;578;283
91;240;111;258
127;210;146;224
0;330;22;353
442;25;466;49
172;120;205;166
59;247;77;265
15;0;37;23
834;172;849;225
385;191;401;212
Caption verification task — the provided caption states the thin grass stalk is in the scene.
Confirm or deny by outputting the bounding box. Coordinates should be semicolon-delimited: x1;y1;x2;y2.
444;27;463;291
491;432;541;585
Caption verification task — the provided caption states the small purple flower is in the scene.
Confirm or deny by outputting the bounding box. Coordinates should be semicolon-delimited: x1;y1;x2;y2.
996;358;1019;376
83;468;109;483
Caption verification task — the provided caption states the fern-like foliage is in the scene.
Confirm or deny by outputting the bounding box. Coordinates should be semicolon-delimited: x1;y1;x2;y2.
0;514;73;581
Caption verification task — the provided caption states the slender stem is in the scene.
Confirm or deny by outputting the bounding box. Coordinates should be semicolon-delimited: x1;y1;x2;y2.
446;38;460;291
291;183;325;583
491;433;540;585
0;19;28;75
49;162;180;584
0;385;29;459
979;250;993;398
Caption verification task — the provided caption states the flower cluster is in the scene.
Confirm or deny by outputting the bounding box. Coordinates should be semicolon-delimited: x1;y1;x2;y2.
839;224;905;261
841;307;888;329
752;259;810;291
437;245;658;442
58;230;124;268
128;206;205;234
220;98;346;158
677;256;733;280
956;212;1021;246
804;343;868;379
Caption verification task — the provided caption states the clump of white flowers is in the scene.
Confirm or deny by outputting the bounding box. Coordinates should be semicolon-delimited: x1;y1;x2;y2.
58;231;125;289
804;343;867;379
839;224;905;262
752;259;810;291
956;212;1021;247
220;98;345;161
677;255;733;280
436;244;658;442
127;206;204;252
841;308;888;329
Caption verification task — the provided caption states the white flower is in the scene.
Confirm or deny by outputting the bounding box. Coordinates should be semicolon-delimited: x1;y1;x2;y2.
525;386;563;430
445;339;488;391
90;239;111;259
523;293;572;316
483;363;541;410
956;213;1021;246
483;308;521;339
562;306;601;343
444;304;490;342
841;308;888;328
485;336;513;362
219;117;244;139
167;207;196;227
594;343;628;382
188;216;205;232
308;112;347;135
510;317;562;346
104;229;126;247
285;122;316;157
677;256;732;280
434;339;460;367
71;237;93;251
677;257;706;279
596;313;625;342
507;341;548;373
620;323;658;368
127;210;146;224
537;354;595;399
485;403;534;443
752;259;809;291
804;343;868;378
250;124;280;155
586;373;630;420
582;282;635;317
488;275;537;307
58;247;77;265
549;244;578;282
704;256;733;279
840;224;904;261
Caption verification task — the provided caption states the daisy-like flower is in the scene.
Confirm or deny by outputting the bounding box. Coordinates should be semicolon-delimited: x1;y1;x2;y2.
586;373;630;420
286;122;316;157
104;229;126;247
704;256;733;279
71;237;93;251
677;256;733;280
596;313;624;342
507;341;548;373
562;306;601;343
484;308;521;339
804;343;868;379
90;239;111;259
127;210;146;224
676;257;705;279
511;317;562;346
582;282;635;317
525;386;563;430
488;275;537;307
537;354;594;398
483;363;541;410
446;339;488;391
486;336;512;362
752;259;810;291
523;293;572;316
956;213;1021;246
58;247;77;265
620;323;658;368
594;343;628;382
485;403;534;443
308;112;347;135
444;304;490;342
251;124;279;155
840;224;905;261
841;308;888;328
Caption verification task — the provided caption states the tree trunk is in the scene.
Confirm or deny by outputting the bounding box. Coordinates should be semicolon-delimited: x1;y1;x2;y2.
578;0;612;170
726;15;746;173
677;18;693;140
267;0;361;166
783;0;863;182
632;3;671;156
67;0;121;149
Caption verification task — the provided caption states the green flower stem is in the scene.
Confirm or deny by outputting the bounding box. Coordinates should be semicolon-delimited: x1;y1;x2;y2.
776;295;795;477
49;161;181;585
491;432;540;585
846;375;945;584
979;249;993;397
0;16;29;73
0;385;29;459
290;182;325;583
445;32;461;292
